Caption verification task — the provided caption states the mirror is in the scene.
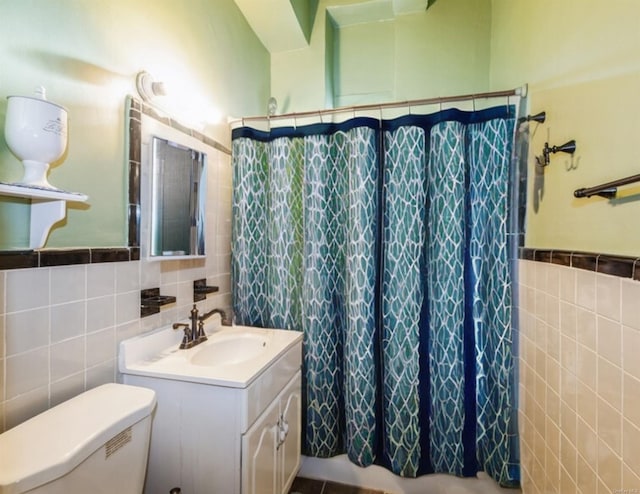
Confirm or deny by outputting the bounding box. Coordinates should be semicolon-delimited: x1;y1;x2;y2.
140;112;208;260
150;137;206;257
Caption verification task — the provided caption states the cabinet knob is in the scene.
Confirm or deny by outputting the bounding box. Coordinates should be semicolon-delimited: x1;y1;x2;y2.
277;417;289;445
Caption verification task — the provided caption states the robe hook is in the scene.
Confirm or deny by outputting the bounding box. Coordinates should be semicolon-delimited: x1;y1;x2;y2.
536;139;576;167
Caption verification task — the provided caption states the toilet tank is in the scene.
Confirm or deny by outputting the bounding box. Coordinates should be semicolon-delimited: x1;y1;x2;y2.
0;383;156;494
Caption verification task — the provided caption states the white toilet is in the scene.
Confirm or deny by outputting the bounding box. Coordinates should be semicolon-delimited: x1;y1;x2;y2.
0;383;156;494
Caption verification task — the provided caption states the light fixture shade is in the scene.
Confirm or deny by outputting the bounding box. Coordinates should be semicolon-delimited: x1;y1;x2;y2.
136;71;166;102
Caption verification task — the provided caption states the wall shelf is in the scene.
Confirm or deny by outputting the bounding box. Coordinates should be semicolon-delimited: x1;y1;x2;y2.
0;182;88;249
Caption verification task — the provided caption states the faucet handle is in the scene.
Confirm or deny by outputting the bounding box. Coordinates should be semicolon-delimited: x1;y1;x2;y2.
172;323;193;349
196;319;208;343
172;322;190;331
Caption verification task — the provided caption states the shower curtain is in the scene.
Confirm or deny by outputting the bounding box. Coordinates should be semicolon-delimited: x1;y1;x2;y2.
231;106;520;487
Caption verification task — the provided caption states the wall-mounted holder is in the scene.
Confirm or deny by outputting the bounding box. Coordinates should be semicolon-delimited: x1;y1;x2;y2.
141;287;176;318
193;279;219;302
574;172;640;199
519;111;546;124
535;139;576;167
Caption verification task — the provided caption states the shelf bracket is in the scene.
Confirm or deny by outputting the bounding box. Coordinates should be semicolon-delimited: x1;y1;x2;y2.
30;199;66;249
0;182;88;249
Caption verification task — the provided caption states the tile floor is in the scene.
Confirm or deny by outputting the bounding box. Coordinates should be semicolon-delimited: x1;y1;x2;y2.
290;477;386;494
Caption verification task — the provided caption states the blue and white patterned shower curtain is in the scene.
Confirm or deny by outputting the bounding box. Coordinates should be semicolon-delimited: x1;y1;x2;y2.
231;107;519;487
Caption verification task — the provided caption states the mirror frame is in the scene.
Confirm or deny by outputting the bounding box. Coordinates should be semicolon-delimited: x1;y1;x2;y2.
142;120;208;260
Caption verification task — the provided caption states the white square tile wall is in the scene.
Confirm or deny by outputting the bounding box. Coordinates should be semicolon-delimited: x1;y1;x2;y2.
518;259;640;493
0;147;232;432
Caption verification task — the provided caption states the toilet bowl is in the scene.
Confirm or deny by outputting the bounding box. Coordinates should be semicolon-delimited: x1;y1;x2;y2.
0;383;156;494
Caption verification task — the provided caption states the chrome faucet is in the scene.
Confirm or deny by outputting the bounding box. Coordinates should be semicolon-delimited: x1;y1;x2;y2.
172;304;231;350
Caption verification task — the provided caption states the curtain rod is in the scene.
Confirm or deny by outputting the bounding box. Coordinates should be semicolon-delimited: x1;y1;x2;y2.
230;86;525;126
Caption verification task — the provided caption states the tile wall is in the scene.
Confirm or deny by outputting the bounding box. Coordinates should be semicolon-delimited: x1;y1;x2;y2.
0;147;232;433
518;258;640;493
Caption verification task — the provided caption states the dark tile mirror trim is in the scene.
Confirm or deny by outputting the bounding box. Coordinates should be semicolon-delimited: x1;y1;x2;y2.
520;247;640;281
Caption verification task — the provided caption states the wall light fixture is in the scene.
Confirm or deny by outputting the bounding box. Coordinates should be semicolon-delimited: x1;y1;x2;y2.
136;71;167;102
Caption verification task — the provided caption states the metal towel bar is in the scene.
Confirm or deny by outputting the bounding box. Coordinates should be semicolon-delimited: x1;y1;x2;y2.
574;173;640;199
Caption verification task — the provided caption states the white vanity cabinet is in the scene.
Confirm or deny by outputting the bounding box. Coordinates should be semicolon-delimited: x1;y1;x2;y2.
120;327;302;494
242;372;301;494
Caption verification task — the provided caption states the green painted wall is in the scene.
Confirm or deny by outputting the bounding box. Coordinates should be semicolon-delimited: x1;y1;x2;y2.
490;0;640;256
9;0;632;256
271;0;492;113
392;1;491;103
0;0;269;249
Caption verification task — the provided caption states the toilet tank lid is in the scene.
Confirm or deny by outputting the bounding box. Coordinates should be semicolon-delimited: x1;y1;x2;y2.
0;383;156;494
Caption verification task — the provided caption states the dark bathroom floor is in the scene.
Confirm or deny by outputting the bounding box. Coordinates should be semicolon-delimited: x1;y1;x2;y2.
289;477;386;494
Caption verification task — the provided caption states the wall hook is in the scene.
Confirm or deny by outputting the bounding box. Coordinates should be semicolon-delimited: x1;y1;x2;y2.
536;139;576;166
519;111;546;124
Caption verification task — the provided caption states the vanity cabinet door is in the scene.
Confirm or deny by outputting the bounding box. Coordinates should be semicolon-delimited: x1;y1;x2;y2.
241;398;280;494
279;372;301;494
241;370;302;494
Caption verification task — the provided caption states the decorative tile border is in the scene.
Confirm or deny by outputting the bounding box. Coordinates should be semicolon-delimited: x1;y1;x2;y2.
0;247;139;270
127;97;142;250
136;98;231;156
520;247;640;281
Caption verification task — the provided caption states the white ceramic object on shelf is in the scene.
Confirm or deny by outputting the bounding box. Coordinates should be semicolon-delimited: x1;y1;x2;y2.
4;86;68;189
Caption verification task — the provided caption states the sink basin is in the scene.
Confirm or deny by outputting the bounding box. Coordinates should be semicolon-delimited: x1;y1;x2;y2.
190;332;268;366
119;323;302;388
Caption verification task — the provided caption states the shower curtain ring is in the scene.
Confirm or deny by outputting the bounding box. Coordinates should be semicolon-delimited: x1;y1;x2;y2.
318;111;323;124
